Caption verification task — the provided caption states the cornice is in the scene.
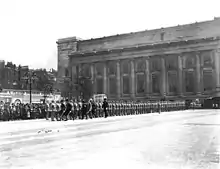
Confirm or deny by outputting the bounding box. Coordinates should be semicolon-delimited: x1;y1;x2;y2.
59;47;73;51
69;37;220;58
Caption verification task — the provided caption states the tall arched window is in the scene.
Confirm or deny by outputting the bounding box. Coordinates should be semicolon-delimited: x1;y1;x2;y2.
150;58;160;94
166;56;178;95
185;55;196;69
108;62;117;95
96;63;103;76
135;59;145;94
201;51;213;92
95;63;104;94
183;54;196;93
81;64;91;78
108;62;116;75
121;60;130;94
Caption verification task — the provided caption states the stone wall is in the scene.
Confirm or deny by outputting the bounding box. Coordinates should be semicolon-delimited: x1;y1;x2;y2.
69;38;220;100
74;49;217;100
77;18;220;52
57;18;220;97
56;37;79;96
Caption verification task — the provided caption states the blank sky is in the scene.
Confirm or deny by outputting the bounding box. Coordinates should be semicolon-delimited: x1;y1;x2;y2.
0;0;220;70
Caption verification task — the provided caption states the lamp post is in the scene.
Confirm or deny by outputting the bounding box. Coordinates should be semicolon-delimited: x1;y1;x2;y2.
22;71;38;104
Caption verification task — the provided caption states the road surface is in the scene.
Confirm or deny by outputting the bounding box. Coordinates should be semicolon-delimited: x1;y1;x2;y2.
0;110;220;169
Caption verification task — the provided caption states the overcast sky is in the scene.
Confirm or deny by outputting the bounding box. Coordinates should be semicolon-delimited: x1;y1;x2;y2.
0;0;220;70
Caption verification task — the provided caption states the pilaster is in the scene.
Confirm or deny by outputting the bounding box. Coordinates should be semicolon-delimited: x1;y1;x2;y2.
116;61;121;99
195;53;202;94
130;59;135;99
161;57;166;97
91;63;96;94
145;58;150;96
103;63;107;95
214;49;220;91
177;55;183;96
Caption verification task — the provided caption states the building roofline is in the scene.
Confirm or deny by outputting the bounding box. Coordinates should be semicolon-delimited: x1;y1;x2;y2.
56;36;83;44
56;17;220;45
69;36;220;58
76;17;220;43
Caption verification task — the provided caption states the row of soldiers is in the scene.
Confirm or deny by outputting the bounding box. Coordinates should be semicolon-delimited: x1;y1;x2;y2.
0;99;197;121
45;99;187;121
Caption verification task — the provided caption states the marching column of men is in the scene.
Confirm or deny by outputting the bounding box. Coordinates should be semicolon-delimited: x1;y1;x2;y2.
0;98;201;121
43;99;187;121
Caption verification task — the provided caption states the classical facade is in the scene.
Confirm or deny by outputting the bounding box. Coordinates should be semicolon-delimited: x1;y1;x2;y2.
57;18;220;100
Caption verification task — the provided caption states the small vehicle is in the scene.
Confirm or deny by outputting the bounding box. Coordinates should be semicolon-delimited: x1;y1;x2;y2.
93;94;107;103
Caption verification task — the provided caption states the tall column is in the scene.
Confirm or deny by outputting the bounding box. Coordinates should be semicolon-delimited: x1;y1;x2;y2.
214;49;220;92
145;58;150;96
161;57;166;97
130;59;135;99
195;53;201;94
116;61;121;99
103;62;107;95
90;63;96;94
177;55;183;96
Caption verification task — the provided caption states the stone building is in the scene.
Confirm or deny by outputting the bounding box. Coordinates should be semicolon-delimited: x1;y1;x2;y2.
0;61;18;89
57;18;220;100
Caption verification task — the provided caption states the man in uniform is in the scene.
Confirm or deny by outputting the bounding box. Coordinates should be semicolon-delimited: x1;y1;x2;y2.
0;101;4;120
55;101;60;121
102;97;109;118
77;99;82;119
99;102;102;117
81;100;88;120
127;101;131;115
50;100;56;121
91;98;97;118
108;101;112;117
112;101;115;116
45;101;50;120
96;102;100;117
73;100;78;120
137;102;140;114
157;101;161;114
63;99;72;121
141;102;144;114
118;101;122;116
68;100;75;120
87;99;93;119
115;101;119;116
59;100;66;120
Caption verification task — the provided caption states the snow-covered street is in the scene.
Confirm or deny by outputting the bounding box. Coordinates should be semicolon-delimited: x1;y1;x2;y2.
0;110;220;169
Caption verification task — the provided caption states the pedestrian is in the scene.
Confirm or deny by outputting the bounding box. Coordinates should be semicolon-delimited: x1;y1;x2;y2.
50;100;56;121
91;99;97;118
102;97;109;118
81;100;88;120
59;100;66;120
63;99;72;121
87;99;93;119
73;100;78;120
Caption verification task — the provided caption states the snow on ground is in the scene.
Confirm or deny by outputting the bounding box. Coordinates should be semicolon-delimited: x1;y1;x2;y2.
0;109;220;169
